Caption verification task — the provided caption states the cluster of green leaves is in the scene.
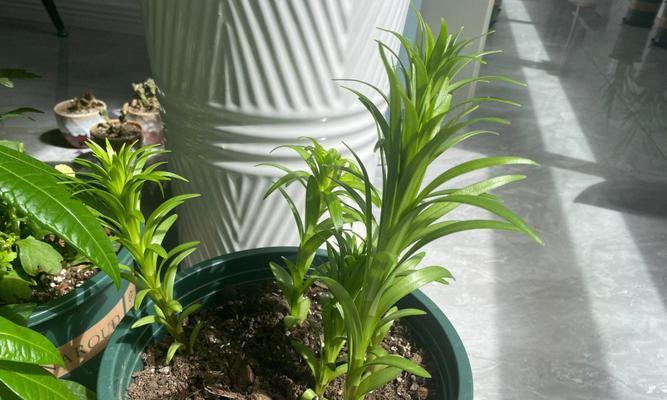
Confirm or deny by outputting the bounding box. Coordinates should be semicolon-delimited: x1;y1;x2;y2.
0;314;93;400
269;12;543;400
73;141;201;363
0;144;120;304
264;139;376;328
0;143;66;303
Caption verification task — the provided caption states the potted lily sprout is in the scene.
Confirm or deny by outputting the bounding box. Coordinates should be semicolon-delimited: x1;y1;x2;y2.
122;78;164;146
95;12;541;400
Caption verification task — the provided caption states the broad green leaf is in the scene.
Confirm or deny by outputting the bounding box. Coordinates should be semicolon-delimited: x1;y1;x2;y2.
0;361;75;400
0;146;120;286
16;236;63;276
0;316;63;365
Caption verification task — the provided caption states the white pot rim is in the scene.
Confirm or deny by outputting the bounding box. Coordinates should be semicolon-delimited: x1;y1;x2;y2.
54;99;107;118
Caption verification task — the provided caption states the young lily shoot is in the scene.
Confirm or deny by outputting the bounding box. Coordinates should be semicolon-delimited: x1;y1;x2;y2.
264;139;377;328
271;12;543;400
73;141;202;363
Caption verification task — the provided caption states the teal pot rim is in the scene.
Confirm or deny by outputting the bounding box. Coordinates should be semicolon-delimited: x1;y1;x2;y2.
98;247;473;399
28;247;132;327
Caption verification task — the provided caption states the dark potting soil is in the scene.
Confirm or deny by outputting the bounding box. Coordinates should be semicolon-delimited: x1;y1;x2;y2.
92;121;142;140
32;263;98;303
127;283;439;400
31;235;99;303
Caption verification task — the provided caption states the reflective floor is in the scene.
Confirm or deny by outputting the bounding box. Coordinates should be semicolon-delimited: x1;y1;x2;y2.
1;0;666;399
422;0;667;399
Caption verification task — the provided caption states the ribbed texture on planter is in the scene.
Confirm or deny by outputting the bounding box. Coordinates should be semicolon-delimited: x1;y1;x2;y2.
140;0;409;262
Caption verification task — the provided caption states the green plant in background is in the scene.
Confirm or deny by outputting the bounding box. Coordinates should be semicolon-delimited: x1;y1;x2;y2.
0;69;42;121
272;12;543;400
127;78;160;112
264;140;377;328
73;141;201;363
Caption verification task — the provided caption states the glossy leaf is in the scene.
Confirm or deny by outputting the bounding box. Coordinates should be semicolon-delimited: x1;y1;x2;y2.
15;236;63;276
0;361;76;400
0;146;119;286
0;316;63;365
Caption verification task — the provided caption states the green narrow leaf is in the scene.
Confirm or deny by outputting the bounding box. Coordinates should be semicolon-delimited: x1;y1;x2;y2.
0;146;119;286
177;303;202;325
131;315;157;329
0;107;43;121
364;355;431;378
291;340;318;378
134;288;152;311
377;308;427;327
188;320;203;354
166;342;184;364
356;367;402;397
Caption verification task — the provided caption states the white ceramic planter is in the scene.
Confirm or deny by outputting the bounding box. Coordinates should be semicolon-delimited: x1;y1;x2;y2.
122;104;163;146
140;0;409;263
53;100;107;148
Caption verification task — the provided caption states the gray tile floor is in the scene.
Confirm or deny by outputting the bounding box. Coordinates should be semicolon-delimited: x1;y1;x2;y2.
1;0;666;399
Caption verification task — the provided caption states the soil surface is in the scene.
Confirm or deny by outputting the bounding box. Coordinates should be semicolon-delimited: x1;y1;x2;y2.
32;264;98;303
92;121;142;139
128;283;439;400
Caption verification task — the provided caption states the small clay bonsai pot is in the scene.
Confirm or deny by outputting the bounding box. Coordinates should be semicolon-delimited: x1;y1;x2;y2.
90;119;143;151
122;102;163;146
54;99;107;148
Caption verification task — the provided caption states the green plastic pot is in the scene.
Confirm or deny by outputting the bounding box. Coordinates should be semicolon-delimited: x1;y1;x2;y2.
28;247;134;390
98;247;473;399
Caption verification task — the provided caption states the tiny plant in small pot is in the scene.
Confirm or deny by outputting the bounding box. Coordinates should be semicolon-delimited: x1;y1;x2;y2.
96;10;542;400
122;78;164;146
90;119;143;151
54;92;108;147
